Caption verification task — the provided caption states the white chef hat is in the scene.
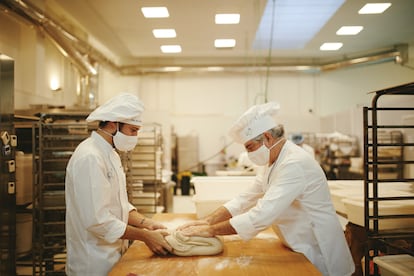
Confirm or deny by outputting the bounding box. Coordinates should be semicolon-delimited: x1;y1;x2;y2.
229;102;280;144
86;93;144;126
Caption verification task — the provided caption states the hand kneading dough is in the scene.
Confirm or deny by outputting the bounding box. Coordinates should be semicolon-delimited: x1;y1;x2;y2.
165;231;223;256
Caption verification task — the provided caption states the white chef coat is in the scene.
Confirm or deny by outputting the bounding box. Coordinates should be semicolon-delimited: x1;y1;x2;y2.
65;131;135;276
301;143;316;159
224;140;354;276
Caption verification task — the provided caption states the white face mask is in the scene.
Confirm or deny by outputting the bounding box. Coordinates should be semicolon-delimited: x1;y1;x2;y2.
247;138;284;166
113;124;138;152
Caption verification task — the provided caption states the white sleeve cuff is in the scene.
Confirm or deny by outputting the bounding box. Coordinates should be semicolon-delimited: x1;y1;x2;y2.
128;202;136;212
229;213;257;241
224;198;244;216
103;221;128;243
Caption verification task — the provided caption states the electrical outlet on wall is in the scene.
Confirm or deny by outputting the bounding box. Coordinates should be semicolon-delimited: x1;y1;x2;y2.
8;182;15;194
1;131;10;145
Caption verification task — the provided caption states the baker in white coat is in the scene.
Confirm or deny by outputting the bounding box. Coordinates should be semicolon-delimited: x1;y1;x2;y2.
179;102;354;276
65;93;172;276
290;132;316;159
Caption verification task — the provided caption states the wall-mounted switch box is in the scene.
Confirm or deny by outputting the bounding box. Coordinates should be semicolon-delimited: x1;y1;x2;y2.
1;131;10;145
10;135;17;147
2;145;11;156
7;160;15;172
8;182;15;194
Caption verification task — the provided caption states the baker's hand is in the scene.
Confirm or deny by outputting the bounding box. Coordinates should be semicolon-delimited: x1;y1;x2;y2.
142;229;172;256
142;218;167;230
180;225;214;237
177;220;209;231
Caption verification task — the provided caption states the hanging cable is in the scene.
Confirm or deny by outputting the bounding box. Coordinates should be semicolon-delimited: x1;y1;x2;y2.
264;0;277;103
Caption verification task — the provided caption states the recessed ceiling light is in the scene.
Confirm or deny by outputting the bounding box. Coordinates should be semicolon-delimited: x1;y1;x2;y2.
358;3;391;14
336;26;363;35
160;45;182;53
153;29;176;38
141;7;169;18
215;13;240;24
215;39;236;48
163;67;182;72
0;54;13;60
206;66;224;72
320;42;343;51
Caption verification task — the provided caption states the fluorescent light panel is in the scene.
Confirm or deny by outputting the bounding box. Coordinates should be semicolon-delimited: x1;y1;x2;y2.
320;42;343;51
215;14;240;24
163;67;182;72
215;39;236;48
141;7;169;18
160;45;182;53
206;67;224;72
336;26;363;35
359;3;391;14
153;29;176;38
253;0;345;49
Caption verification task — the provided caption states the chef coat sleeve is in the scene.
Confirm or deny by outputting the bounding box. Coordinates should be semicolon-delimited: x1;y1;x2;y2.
128;202;136;212
71;154;127;243
229;161;305;240
224;175;264;216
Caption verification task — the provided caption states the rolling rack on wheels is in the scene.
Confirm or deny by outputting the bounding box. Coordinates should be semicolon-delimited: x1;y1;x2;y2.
31;112;92;275
121;123;164;215
363;82;414;276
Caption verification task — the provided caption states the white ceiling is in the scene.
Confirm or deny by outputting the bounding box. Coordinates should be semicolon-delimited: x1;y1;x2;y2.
39;0;414;68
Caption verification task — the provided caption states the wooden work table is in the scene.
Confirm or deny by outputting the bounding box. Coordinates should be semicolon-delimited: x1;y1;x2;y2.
109;213;322;276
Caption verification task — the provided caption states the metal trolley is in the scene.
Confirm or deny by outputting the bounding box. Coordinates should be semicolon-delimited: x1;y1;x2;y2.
32;112;92;275
121;123;164;215
363;82;414;275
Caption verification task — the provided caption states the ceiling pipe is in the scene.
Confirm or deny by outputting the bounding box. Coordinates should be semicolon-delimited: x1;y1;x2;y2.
0;0;408;76
319;48;404;72
119;46;406;75
0;0;99;76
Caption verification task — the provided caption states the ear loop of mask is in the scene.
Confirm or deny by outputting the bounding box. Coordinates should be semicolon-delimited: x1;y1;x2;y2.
98;128;114;137
267;137;284;150
98;122;119;137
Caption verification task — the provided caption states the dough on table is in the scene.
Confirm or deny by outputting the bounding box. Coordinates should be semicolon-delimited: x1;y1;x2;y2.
165;230;223;256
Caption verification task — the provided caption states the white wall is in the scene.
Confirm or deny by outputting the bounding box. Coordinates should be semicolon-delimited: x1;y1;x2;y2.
0;15;79;110
138;72;322;164
317;61;414;117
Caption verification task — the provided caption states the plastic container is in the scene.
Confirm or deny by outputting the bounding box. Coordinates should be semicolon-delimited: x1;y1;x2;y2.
191;176;255;200
192;196;228;218
15;152;33;205
191;176;255;218
342;194;414;229
373;254;414;276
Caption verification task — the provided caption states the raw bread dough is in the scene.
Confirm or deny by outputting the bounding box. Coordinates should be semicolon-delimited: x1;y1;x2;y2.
165;231;223;256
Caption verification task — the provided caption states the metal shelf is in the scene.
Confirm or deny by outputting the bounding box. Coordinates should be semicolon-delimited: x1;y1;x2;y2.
363;82;414;276
32;115;94;275
122;123;164;215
